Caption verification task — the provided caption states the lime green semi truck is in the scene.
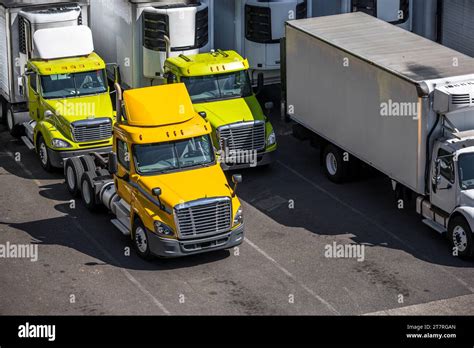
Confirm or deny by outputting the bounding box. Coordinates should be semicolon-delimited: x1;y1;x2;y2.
20;25;114;171
163;50;277;170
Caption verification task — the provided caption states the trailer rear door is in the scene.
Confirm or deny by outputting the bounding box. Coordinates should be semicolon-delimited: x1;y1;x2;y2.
440;0;474;57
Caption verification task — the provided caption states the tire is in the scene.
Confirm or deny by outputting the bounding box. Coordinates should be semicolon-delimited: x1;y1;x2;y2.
322;144;349;183
65;157;85;197
6;107;23;137
133;219;154;261
80;171;99;211
449;216;474;258
81;155;96;172
37;136;53;172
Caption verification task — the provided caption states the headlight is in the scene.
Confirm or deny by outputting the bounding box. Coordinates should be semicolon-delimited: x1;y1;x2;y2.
266;130;276;147
154;220;174;237
51;138;72;148
233;206;243;226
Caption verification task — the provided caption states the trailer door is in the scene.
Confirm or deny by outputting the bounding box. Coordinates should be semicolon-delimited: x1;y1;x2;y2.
439;0;474;57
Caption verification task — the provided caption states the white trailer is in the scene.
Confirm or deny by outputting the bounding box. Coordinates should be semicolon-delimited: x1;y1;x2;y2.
0;0;89;134
214;0;311;85
283;13;474;257
90;0;213;89
311;0;413;31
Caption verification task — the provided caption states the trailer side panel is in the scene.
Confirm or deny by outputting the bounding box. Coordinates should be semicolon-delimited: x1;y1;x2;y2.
286;23;425;193
0;6;10;100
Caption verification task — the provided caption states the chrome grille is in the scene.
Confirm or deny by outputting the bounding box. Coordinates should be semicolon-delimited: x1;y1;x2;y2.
71;118;112;143
174;197;232;239
218;121;266;152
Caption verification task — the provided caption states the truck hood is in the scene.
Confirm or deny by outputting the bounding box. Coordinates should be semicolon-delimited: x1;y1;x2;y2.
44;93;113;122
194;96;265;128
460;190;474;207
137;165;233;209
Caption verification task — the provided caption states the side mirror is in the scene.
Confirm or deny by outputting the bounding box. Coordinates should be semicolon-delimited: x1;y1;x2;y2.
44;110;54;118
264;101;274;118
256;72;264;95
198;111;207;119
232;174;242;196
152;188;162;197
167;73;176;85
109;152;118;175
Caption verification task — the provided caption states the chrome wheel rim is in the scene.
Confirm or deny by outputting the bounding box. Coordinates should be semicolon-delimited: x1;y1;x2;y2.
66;166;76;190
135;227;148;253
326;152;338;176
82;180;91;204
453;225;468;252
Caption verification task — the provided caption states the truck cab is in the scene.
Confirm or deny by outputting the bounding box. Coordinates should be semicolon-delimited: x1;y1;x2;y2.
164;50;277;170
21;26;114;171
66;83;244;259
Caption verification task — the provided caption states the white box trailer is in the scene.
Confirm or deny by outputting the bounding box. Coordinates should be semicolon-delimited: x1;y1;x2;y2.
0;0;89;128
283;13;474;257
90;0;213;89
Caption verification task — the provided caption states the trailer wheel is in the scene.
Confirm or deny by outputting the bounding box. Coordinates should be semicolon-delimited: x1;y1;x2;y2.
80;171;99;211
37;136;53;172
323;144;348;183
81;155;96;172
449;216;474;258
133;220;154;261
6;108;23;137
65;157;85;197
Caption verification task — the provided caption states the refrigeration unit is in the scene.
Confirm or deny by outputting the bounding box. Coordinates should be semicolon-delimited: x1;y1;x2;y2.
91;0;213;89
215;0;311;85
0;0;89;127
311;0;413;31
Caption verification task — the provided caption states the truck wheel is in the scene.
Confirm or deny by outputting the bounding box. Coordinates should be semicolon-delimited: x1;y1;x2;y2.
133;220;154;261
6;108;23;137
81;155;96;172
65;157;85;197
449;216;474;258
323;144;348;183
80;171;99;211
37;136;53;172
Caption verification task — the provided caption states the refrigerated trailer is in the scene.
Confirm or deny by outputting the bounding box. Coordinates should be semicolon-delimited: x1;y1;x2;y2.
0;0;89;131
214;0;311;85
90;0;213;89
311;0;413;31
283;13;474;257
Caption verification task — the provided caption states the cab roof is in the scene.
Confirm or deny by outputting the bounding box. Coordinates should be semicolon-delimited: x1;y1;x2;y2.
123;83;195;127
29;52;105;75
165;50;249;77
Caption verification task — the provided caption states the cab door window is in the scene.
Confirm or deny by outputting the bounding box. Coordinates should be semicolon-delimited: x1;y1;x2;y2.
438;149;455;184
30;73;38;93
117;139;130;171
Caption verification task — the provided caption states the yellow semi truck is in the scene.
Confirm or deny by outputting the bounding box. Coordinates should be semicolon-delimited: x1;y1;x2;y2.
64;83;244;259
20;25;114;171
164;50;277;170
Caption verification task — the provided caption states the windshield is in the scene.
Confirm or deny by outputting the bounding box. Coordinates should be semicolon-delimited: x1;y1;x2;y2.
134;135;215;175
40;69;107;99
458;153;474;190
181;70;252;103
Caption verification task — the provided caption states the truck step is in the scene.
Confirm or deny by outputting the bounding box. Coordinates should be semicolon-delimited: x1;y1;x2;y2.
20;136;35;150
111;218;131;236
422;219;446;234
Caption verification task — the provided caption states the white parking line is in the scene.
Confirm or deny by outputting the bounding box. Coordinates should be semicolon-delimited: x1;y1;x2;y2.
245;238;340;314
3;149;171;315
276;160;474;293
